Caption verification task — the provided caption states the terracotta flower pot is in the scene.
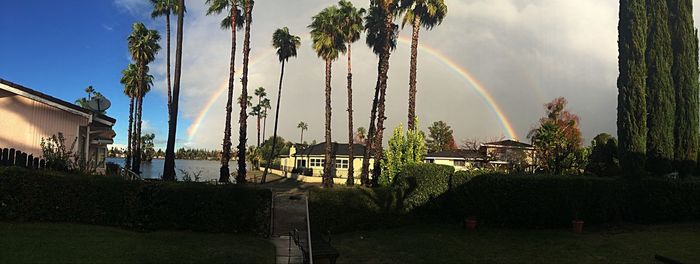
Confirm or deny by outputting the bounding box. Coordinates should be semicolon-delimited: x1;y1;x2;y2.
465;219;478;230
572;220;584;234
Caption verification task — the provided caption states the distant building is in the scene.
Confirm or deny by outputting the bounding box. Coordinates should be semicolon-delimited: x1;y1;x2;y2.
279;142;376;184
426;139;536;172
0;79;116;172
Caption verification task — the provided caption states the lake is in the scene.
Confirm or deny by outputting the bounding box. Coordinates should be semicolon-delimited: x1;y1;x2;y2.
106;158;248;182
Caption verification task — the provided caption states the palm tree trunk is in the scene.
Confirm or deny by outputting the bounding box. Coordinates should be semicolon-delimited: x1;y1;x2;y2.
322;59;334;188
166;14;172;117
237;0;254;184
256;116;261;148
131;94;140;169
219;6;238;183
163;0;185;181
407;16;420;130
263;114;267;142
125;96;134;171
360;59;382;186
134;88;144;174
346;43;355;186
262;60;285;183
372;7;395;184
300;129;304;143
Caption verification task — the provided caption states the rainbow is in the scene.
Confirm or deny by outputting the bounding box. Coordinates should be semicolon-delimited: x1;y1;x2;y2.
186;37;518;141
397;36;518;140
186;48;277;139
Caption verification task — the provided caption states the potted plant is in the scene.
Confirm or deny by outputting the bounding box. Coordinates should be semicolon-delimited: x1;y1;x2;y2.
465;216;478;230
572;210;584;234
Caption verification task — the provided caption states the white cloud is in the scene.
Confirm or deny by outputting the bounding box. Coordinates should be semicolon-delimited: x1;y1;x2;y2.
114;0;151;17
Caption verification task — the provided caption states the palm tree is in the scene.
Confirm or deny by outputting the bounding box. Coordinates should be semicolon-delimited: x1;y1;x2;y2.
360;2;399;186
298;122;309;143
261;98;271;140
254;87;267;147
237;0;255;184
262;27;301;184
338;0;365;186
128;22;161;175
120;64;139;172
399;0;446;130
310;6;346;188
162;0;185;181
205;0;244;183
150;0;185;131
356;126;367;143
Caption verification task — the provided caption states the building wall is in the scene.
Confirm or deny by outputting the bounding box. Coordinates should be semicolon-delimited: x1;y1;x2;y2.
0;90;88;157
281;155;375;178
429;158;475;171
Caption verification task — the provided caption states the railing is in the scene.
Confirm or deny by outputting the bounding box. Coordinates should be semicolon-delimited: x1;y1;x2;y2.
0;147;46;169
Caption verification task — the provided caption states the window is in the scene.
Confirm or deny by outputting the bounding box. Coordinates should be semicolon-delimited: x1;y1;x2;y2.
335;159;349;169
426;159;434;163
310;158;324;167
454;160;466;166
296;159;307;168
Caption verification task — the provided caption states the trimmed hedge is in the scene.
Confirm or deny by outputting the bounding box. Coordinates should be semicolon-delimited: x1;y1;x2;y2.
308;187;400;233
0;167;271;235
450;175;628;227
393;164;455;213
628;178;700;223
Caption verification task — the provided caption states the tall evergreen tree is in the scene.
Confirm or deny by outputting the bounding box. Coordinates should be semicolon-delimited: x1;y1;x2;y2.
646;0;675;175
669;0;699;177
617;0;648;177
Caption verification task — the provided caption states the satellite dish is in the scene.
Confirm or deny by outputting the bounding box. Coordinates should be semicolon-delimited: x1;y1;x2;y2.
87;96;111;112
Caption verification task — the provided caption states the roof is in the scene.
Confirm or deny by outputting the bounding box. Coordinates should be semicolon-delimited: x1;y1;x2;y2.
426;149;482;160
0;78;116;124
294;142;369;157
481;139;534;149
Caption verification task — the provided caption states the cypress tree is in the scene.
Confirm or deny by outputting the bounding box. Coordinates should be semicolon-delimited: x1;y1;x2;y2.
645;0;675;175
617;0;648;177
669;0;699;177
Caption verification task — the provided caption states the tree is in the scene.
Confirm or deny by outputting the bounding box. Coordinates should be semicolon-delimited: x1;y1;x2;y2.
253;86;267;147
355;127;367;143
360;1;399;186
237;0;255;184
528;97;583;174
399;0;447;130
262;27;301;184
127;22;161;175
461;136;504;151
150;0;184;129
261;98;271;140
141;133;156;162
120;64;140;172
337;0;365;186
381;123;426;186
617;0;647;178
205;0;244;183
646;0;675;175
426;121;455;153
310;6;346;188
669;0;699;177
75;86;107;114
259;136;292;167
586;133;620;177
162;0;186;181
297;121;309;143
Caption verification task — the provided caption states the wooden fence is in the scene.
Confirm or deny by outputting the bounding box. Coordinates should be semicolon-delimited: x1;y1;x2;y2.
0;148;46;169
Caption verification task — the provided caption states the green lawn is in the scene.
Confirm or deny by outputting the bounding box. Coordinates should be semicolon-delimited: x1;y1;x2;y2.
0;222;274;264
332;223;700;264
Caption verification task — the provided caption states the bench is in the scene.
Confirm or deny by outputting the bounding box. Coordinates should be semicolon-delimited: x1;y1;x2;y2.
292;228;339;264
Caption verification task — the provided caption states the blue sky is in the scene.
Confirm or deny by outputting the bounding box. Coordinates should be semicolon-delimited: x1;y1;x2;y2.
1;0;176;149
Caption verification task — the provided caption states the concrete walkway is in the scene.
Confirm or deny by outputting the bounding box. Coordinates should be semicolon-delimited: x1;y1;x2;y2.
265;175;311;264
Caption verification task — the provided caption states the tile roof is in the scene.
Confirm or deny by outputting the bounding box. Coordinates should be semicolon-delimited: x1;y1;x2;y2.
426;149;483;159
482;139;534;148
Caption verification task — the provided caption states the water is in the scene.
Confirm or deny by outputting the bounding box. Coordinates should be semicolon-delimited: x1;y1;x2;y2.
106;157;246;182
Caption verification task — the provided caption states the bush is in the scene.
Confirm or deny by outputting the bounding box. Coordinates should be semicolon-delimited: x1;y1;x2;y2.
450;174;628;227
393;163;454;213
628;178;700;223
0;167;271;235
308;187;400;233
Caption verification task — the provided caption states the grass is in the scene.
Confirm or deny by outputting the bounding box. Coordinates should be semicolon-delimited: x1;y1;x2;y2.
0;222;275;264
332;223;700;264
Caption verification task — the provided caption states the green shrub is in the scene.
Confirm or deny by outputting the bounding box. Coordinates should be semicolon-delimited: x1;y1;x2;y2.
628;178;700;223
393;163;454;213
0;167;271;235
450;174;628;227
308;187;399;233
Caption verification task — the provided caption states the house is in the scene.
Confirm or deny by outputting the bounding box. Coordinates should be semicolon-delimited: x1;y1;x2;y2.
279;142;375;184
0;79;116;172
426;139;536;172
